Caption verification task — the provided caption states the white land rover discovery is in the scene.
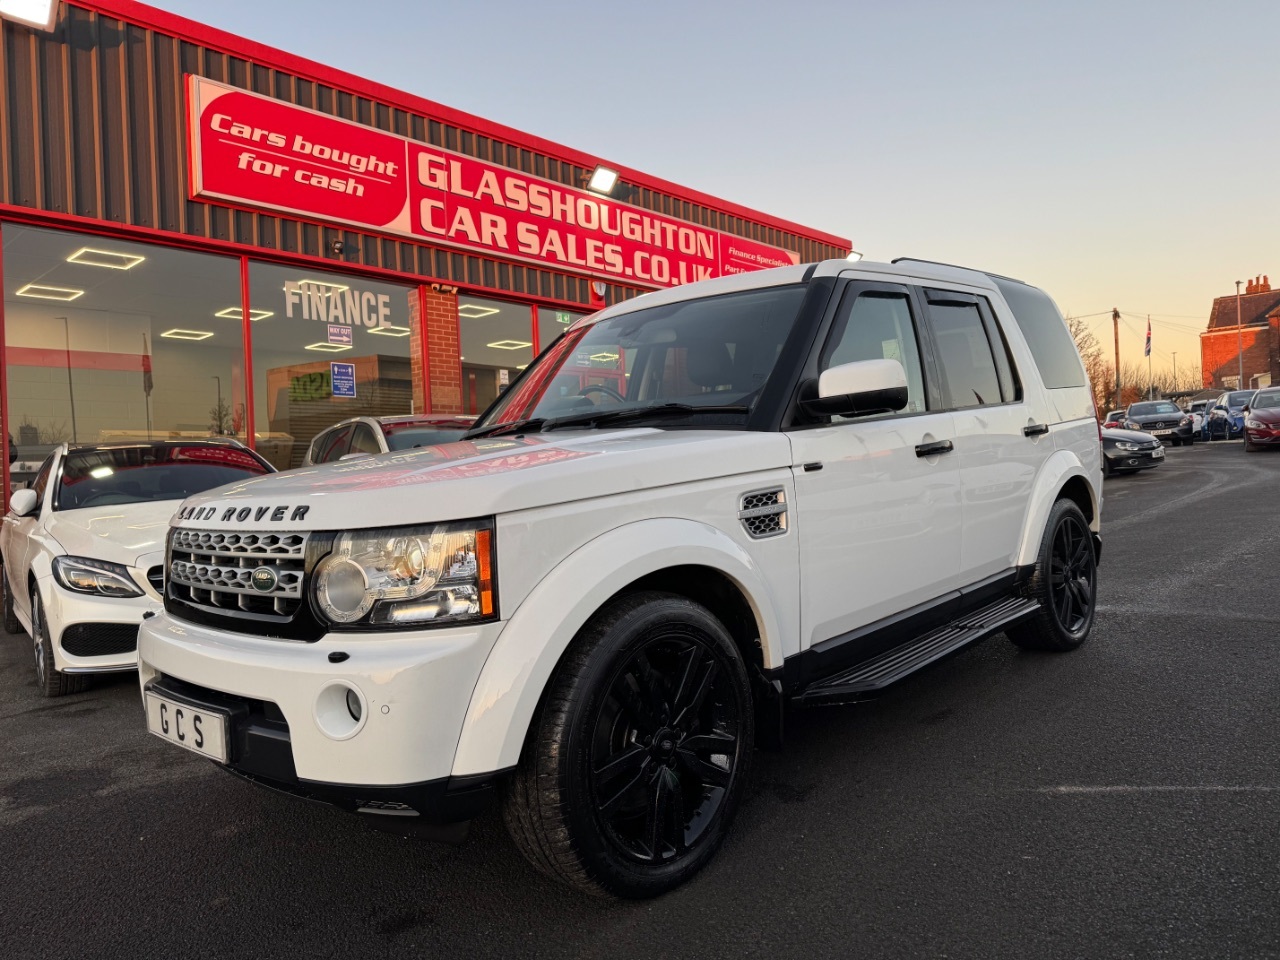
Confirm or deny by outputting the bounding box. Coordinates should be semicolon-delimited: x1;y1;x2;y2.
139;258;1102;898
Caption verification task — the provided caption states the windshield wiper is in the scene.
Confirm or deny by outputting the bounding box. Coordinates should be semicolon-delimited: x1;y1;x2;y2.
463;418;548;440
540;403;750;432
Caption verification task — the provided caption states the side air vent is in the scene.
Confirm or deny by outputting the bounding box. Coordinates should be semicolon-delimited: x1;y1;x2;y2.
738;488;788;539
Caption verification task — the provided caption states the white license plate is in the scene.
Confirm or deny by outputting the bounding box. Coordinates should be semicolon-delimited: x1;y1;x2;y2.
1152;429;1172;436
1152;447;1165;458
144;692;229;763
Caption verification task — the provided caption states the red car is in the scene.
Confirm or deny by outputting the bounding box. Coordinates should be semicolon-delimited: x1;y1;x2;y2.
1243;388;1280;452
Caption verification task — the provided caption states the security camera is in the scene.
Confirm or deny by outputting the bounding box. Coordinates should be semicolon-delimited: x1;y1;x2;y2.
330;239;345;256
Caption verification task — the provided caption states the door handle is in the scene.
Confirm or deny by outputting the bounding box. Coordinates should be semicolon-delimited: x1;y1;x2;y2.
1023;423;1050;437
915;439;954;458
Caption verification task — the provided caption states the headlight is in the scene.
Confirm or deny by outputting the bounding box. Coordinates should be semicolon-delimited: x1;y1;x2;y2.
1180;416;1191;426
313;520;495;628
1246;418;1267;429
52;556;145;598
1113;441;1141;451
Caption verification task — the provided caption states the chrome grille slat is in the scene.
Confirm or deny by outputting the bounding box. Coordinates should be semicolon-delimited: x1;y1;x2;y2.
169;528;310;618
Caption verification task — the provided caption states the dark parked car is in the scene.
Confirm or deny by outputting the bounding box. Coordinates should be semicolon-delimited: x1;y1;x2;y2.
1243;387;1280;452
1103;410;1125;429
1102;427;1165;476
1123;400;1195;445
303;415;477;466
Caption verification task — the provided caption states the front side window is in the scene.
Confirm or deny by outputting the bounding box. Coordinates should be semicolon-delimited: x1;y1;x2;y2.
820;291;926;419
313;425;353;463
929;300;1003;409
55;444;270;510
473;285;807;433
348;424;382;455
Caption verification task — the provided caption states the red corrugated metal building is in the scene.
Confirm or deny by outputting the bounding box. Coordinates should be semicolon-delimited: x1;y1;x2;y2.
0;0;849;483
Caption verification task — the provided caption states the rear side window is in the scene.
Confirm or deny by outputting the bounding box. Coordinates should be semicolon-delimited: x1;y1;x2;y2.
927;299;1003;409
991;278;1086;389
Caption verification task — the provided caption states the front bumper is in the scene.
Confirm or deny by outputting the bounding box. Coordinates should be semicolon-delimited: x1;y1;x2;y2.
137;612;507;820
1244;425;1280;445
1104;448;1164;472
42;575;161;673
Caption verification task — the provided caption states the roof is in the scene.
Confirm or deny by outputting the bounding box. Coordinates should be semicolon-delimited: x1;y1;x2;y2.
1207;289;1280;329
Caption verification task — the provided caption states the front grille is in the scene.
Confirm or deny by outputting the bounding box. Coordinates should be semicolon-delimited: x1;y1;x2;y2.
61;623;138;657
169;529;309;618
738;488;788;539
147;565;164;594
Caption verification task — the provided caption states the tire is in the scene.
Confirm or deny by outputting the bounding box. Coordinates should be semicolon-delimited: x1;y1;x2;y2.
1171;438;1181;447
503;591;754;899
1244;439;1258;453
1007;500;1097;653
1;567;21;635
31;586;89;698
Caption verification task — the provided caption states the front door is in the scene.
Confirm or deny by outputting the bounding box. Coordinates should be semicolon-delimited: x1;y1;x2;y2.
788;282;962;659
4;454;55;623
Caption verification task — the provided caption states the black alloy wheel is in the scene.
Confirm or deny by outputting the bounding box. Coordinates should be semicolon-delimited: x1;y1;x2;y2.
1008;499;1097;652
588;635;741;865
31;587;88;698
504;591;754;898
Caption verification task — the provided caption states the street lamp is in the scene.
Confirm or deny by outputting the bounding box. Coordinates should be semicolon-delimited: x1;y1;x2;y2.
1236;280;1244;389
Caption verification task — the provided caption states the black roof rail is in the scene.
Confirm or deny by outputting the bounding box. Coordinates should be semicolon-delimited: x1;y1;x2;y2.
890;257;1025;285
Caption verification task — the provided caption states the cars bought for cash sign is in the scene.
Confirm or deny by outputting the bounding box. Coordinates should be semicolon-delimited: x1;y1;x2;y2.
187;77;799;289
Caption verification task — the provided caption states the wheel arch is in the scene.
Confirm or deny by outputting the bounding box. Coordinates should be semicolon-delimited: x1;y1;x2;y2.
1016;451;1100;568
451;518;786;778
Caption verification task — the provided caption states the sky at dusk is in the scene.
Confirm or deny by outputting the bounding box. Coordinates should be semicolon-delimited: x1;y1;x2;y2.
156;0;1280;378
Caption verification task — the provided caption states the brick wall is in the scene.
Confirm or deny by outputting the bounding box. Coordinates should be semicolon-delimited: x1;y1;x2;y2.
1200;325;1274;388
424;288;463;413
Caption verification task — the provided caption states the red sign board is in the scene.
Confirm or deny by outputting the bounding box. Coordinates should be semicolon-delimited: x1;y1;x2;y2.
187;77;799;288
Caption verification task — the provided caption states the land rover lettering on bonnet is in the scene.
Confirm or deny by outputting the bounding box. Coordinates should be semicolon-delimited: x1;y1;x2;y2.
174;504;310;523
140;258;1102;899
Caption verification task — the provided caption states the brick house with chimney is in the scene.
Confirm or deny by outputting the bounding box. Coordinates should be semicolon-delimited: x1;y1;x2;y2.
1200;275;1280;389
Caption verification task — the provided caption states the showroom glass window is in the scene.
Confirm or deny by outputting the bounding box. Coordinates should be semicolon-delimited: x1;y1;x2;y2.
248;262;416;470
537;306;588;358
460;295;535;415
1;225;245;480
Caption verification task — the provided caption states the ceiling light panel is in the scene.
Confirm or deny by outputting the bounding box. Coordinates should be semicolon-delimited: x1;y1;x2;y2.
304;342;352;352
486;340;533;350
160;328;214;341
367;325;411;337
458;304;500;319
66;247;146;270
214;307;274;321
16;283;84;301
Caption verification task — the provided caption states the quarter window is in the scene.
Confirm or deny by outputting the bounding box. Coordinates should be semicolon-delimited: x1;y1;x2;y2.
929;300;1003;409
820;291;926;419
314;425;353;463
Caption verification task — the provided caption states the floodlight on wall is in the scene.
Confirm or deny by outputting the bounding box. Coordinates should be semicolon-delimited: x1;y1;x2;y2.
367;325;411;337
846;250;864;262
457;304;500;319
214;307;273;321
304;342;352;352
161;329;214;341
586;165;619;196
66;247;145;270
16;283;84;301
486;340;533;350
0;0;59;31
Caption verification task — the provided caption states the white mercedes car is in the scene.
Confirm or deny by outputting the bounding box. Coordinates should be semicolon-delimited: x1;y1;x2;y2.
2;440;273;696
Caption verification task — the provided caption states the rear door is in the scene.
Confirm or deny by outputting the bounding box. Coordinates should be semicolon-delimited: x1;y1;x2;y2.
920;289;1043;582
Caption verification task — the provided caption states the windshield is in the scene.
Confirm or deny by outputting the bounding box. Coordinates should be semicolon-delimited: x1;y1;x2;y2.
1251;390;1280;409
384;426;471;450
1227;391;1254;407
1128;402;1180;416
56;445;271;510
472;284;807;433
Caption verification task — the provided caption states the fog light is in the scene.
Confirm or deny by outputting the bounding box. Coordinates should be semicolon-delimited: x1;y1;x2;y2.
346;687;362;722
314;681;367;740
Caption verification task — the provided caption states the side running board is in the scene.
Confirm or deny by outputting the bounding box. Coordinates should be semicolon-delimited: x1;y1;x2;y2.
795;595;1040;706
